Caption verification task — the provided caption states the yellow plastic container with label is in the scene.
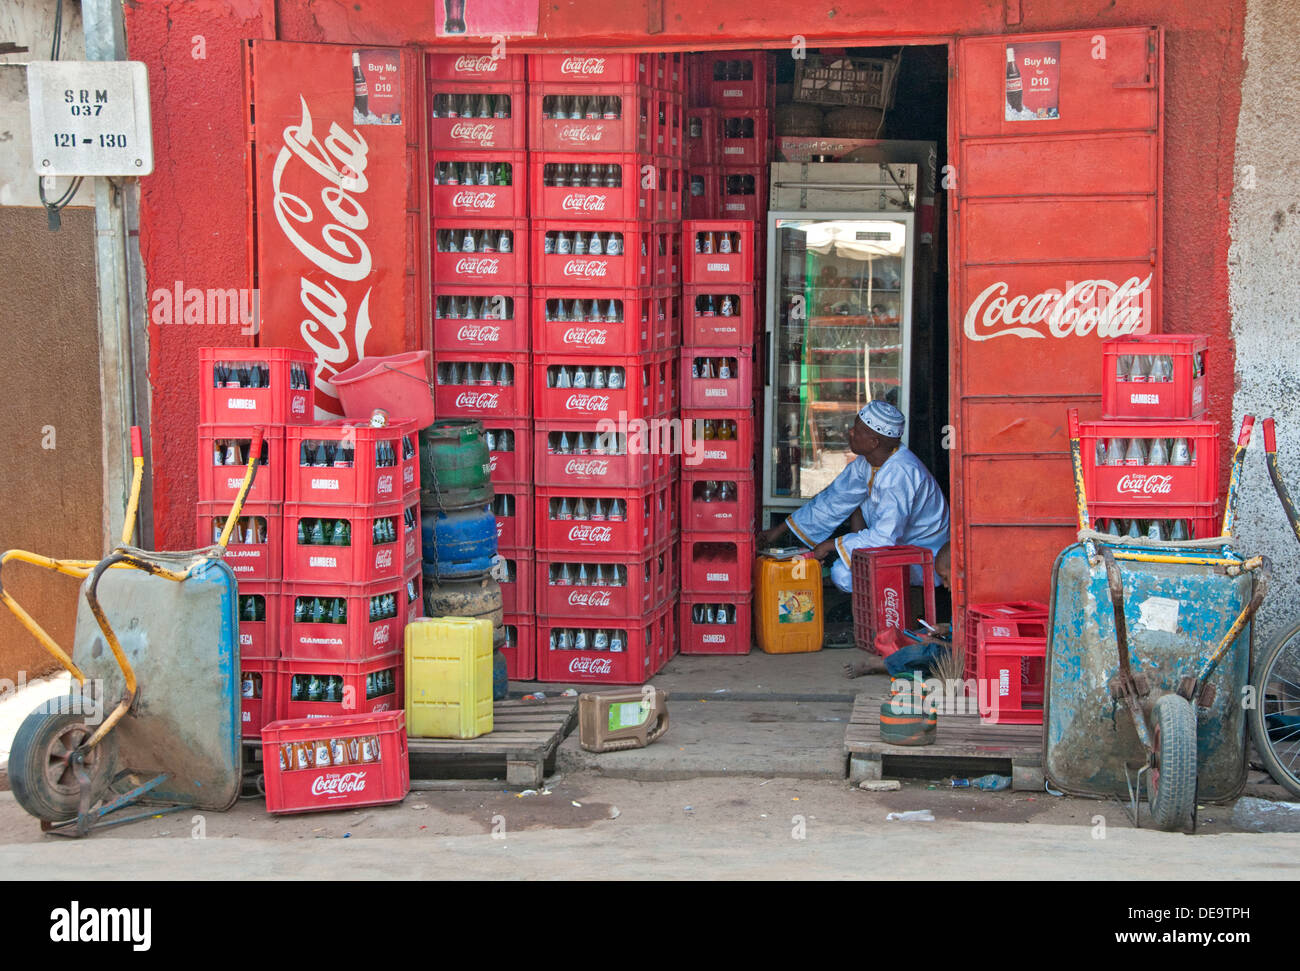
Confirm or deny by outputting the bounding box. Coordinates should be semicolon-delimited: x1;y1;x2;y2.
754;554;824;654
404;616;494;739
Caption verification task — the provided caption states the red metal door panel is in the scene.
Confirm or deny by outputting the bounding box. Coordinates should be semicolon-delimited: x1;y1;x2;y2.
951;27;1162;616
248;41;426;420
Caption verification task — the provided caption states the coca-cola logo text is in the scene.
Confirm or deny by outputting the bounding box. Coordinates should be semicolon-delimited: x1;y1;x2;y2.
453;55;501;75
883;587;901;629
311;771;368;796
560;56;608;76
568;655;614;675
454;257;501;275
378;474;393;494
456;324;502;342
564;393;611;412
568;524;614;543
556;124;605;144
567;590;613;607
563;459;610;476
448;121;499;147
561;327;609;346
964;276;1152;342
454;391;501;409
375;549;393;568
562;260;609;278
450;190;498;210
1115;473;1174;496
560;193;608;213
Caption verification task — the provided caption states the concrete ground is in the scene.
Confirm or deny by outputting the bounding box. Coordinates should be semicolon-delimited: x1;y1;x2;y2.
1;649;1298;879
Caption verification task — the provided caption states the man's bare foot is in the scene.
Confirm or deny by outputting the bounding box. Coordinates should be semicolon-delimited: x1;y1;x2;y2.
842;654;888;679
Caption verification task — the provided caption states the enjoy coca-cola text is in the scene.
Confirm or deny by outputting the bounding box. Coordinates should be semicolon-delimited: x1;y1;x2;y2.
963;276;1152;342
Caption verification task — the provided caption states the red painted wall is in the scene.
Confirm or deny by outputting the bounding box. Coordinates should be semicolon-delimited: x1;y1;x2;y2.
127;0;1245;550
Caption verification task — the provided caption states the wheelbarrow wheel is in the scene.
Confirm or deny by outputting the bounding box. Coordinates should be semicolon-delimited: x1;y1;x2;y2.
1147;694;1197;832
8;695;119;824
1249;622;1300;797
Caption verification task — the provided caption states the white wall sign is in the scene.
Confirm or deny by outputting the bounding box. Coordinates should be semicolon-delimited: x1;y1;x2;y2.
26;60;153;176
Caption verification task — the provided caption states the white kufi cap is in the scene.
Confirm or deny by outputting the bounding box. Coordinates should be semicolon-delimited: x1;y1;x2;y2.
858;400;905;439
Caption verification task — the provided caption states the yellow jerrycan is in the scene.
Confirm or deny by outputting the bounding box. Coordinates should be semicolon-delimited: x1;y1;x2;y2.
405;616;494;739
754;549;824;654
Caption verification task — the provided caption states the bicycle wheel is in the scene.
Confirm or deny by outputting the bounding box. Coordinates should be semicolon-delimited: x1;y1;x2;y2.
1250;622;1300;797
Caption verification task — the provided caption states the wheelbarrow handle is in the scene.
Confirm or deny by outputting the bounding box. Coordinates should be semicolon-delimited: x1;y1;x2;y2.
1238;415;1256;447
130;425;143;460
1264;416;1276;454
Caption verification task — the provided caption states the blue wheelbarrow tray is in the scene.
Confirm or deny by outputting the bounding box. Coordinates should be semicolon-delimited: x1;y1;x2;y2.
1044;540;1254;803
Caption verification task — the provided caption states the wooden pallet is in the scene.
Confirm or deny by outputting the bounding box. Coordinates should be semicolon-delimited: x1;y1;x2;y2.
406;696;579;789
844;689;1045;790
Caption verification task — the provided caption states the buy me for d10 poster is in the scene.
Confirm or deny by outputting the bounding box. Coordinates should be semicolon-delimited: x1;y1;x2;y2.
1005;41;1060;121
352;49;402;125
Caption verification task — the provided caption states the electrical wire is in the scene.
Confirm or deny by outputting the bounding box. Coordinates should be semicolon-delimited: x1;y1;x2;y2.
39;0;82;230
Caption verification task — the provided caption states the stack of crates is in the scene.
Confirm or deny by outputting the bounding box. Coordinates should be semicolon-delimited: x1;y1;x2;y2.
678;220;756;653
427;52;534;678
684;52;773;224
529;51;683;684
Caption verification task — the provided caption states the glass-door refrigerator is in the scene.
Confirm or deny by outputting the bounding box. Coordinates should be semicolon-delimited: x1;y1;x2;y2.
762;212;915;526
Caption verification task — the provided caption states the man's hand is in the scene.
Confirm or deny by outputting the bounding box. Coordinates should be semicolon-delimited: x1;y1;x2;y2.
758;523;789;548
848;507;866;532
808;538;838;562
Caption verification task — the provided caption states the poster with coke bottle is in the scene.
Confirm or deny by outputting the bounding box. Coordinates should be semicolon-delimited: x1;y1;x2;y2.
1005;42;1060;121
438;0;539;37
352;49;402;125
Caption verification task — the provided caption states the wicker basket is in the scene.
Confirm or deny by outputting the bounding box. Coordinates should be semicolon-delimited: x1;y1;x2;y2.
775;102;824;136
794;54;898;109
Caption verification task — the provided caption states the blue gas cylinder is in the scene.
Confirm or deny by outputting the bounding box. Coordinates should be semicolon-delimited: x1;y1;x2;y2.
421;502;497;578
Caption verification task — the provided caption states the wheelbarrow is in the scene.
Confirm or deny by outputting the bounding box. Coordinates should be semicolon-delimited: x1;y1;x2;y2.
1042;412;1269;831
0;426;263;836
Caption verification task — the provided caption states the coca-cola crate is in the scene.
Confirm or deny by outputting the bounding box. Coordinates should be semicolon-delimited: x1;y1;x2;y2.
708;52;773;108
283;501;407;585
718;108;770;166
198;424;284;505
681;534;755;595
433;351;530;420
404;566;423;624
197;501;282;581
429;83;526;151
532;287;656;356
261;711;409;814
715;167;766;220
680;470;756;534
850;545;937;652
656;289;683;350
680;408;755;473
535;478;671;555
529;83;653;154
536;542;667;619
433;219;528;285
493;487;533;550
427;51;527;83
684;285;756;345
660;52;684;92
679;595;753;656
1088;502;1223;542
497;551;534;614
534;421;661;487
651;218;682;284
681;350;754;410
432;285;530;353
531;152;655;221
501;615;536;681
240;658;277;740
199;347;313;426
532;219;656;288
962;601;1050;683
282;579;409;662
535;603;667;685
1079;418;1219;506
237;580;282;660
400;427;420;503
686;108;718;166
530;52;654;85
686;168;719;219
484;419;531;487
1102;335;1209;420
684;221;756;284
285;419;417;506
534;351;672;422
431;151;527;220
651;91;683;157
276;653;403;721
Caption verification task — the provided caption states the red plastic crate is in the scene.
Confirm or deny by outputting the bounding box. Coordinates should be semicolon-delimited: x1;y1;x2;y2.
1102;335;1209;419
283;502;406;585
534;421;662;487
432;285;530;353
718;108;770;165
198;424;284;505
429;83;526;151
276;653;404;721
404;566;423;625
240;658;277;740
200;347;313;426
535;603;667;685
681;350;754;410
686;108;718;166
532;219;656;288
282;580;410;662
537;543;667;619
431;151;527;219
535;479;670;555
660;52;684;91
530;52;654;85
433;351;529;420
284;420;416;506
715;168;766;220
400;428;420;502
683;221;756;284
679;595;753;656
530;153;655;221
529;84;653;153
683;410;755;477
261;710;409;813
850;546;937;653
433;219;528;285
650;219;682;284
651;92;683;157
976;619;1047;726
680;470;755;534
1079;418;1219;506
532;287;656;356
484;420;531;487
497;551;534;614
237;580;282;660
1088;502;1223;541
681;534;755;595
493;486;533;550
686;168;718;219
197;501;282;581
684;285;756;345
708;53;772;108
501;615;536;681
427;51;526;83
534;351;672;421
962;601;1049;682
